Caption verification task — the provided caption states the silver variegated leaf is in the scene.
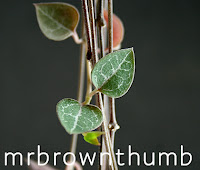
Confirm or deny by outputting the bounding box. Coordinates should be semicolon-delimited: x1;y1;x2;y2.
56;98;103;134
92;48;135;98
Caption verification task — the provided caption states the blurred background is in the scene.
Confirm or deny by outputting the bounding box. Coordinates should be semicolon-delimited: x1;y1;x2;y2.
0;0;200;169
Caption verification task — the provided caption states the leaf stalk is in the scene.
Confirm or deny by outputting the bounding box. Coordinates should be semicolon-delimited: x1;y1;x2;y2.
82;88;99;105
72;31;83;44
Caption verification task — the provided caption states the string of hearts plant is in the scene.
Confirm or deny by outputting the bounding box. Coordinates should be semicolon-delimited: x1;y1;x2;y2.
34;0;135;170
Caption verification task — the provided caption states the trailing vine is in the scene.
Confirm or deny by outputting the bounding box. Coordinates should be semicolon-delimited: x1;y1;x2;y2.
34;1;135;170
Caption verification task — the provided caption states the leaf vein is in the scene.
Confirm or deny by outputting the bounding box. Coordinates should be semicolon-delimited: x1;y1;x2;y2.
38;7;73;34
99;50;132;89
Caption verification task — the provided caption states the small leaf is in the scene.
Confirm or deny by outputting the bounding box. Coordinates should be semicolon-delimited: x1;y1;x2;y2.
104;10;124;48
56;98;103;134
92;48;135;98
34;3;79;41
83;131;105;146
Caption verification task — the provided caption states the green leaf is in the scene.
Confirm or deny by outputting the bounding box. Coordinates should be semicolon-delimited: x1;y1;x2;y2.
56;98;103;134
34;2;79;41
91;48;135;98
83;131;105;146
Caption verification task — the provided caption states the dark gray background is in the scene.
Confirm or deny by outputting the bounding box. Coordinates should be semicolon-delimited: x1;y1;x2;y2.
0;0;200;169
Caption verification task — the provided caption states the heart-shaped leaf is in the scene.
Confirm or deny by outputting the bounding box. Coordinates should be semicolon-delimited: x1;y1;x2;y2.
83;131;105;146
56;98;103;134
34;3;79;41
92;48;135;98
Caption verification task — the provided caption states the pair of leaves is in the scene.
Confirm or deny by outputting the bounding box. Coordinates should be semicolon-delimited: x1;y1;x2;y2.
56;48;135;136
35;3;135;142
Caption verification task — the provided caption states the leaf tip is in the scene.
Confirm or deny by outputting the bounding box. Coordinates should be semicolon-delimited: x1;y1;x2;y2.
96;143;101;146
128;47;134;51
126;47;135;56
33;3;38;7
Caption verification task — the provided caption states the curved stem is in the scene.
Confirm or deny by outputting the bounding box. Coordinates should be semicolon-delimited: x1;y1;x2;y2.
72;31;83;44
82;88;99;105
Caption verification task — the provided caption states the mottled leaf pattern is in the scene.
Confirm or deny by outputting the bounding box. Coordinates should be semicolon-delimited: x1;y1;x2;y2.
56;99;103;134
92;48;135;98
34;3;79;41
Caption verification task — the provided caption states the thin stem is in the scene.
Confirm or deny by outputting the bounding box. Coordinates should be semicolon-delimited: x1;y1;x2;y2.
82;88;99;105
108;0;113;53
96;1;111;170
81;0;93;61
68;11;86;170
97;0;105;58
88;1;118;168
85;60;92;98
88;0;99;64
108;0;119;148
72;31;83;44
83;1;118;169
99;93;118;170
85;59;118;170
77;34;86;103
109;98;120;149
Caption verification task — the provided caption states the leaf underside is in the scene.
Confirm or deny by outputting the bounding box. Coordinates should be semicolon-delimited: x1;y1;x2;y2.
92;48;135;98
34;2;79;41
56;98;103;134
